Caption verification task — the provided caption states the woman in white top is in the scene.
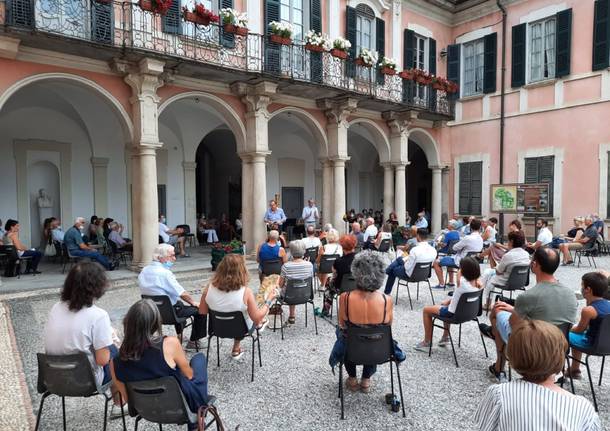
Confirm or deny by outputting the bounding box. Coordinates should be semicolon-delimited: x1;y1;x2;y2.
482;217;498;246
374;223;393;250
317;228;343;287
200;254;276;359
476;319;601;431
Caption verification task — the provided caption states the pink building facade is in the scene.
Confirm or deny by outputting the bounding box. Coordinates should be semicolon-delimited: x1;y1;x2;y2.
0;0;607;265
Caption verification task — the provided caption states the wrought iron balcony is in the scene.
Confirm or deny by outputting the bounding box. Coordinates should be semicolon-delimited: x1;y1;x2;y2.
0;0;455;119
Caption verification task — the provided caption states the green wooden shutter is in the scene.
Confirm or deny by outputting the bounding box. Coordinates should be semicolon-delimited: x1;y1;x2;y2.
375;17;385;84
402;30;416;104
428;38;437;111
525;156;554;216
447;44;461;98
458;163;471;215
220;0;235;48
310;0;323;83
555;8;572;78
511;23;526;87
91;1;114;45
264;0;281;73
593;0;610;71
458;162;482;215
162;0;182;34
483;32;497;94
7;0;34;28
346;6;357;78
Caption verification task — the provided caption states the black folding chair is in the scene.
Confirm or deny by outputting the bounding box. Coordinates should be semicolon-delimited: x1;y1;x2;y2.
35;352;124;431
331;273;357;319
429;290;488;367
273;277;318;340
304;246;319;263
108;239;131;267
396;261;434;309
568;315;610;411
142;295;197;350
0;244;31;278
261;258;283;276
486;265;530;315
319;253;340;274
177;224;197;248
444;250;481;287
377;238;392;253
126;376;219;430
575;241;599;268
338;324;405;419
61;243;84;274
206;310;262;382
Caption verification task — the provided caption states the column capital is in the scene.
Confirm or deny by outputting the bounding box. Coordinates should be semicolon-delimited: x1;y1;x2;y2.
231;81;277;116
239;151;271;163
132;142;163;155
182;161;197;171
90;157;109;167
382;111;416;137
429;164;445;172
392;161;410;169
317;97;358;125
380;162;394;170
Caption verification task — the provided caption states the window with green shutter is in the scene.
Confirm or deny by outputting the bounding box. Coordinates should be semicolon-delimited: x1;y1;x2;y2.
525;156;554;216
459;162;483;215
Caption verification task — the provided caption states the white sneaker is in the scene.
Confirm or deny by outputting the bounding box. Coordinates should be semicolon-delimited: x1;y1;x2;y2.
438;337;451;347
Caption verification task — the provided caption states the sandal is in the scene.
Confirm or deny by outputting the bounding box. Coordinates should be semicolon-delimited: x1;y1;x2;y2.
287;316;296;325
360;379;371;393
345;377;359;392
231;347;243;360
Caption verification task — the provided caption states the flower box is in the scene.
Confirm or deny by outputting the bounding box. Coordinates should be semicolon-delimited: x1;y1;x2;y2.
139;0;172;15
380;66;396;76
184;11;210;25
354;57;371;67
305;43;325;52
399;70;415;80
432;82;445;91
330;48;348;59
270;34;292;45
223;24;248;36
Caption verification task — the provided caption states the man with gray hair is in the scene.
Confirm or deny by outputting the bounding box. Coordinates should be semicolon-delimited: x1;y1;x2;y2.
108;221;133;252
64;217;114;270
351;222;364;248
302;225;322;250
139;244;206;349
301;199;320;229
362;217;378;250
278;240;314;325
559;215;599;265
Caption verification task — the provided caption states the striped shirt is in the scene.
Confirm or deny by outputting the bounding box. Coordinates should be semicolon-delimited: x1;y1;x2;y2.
280;260;313;281
476;380;601;431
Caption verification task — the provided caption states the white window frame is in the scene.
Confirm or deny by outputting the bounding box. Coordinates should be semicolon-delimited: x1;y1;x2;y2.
460;37;485;97
356;13;375;54
527;15;557;84
413;32;429;101
453;153;490;217
280;0;309;78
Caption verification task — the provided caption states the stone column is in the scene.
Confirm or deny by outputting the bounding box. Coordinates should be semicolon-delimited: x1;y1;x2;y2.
240;155;253;254
91;157;109;217
431;165;443;234
124;58;165;269
332;158;348;233
232;82;276;255
394;164;407;225
183;161;197;232
321;159;333;227
382;163;394;220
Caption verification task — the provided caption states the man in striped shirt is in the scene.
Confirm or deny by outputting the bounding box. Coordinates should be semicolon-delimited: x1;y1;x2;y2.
480;247;577;382
278;240;314;325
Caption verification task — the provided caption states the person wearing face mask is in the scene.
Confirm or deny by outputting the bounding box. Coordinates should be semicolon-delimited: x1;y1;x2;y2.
138;244;206;350
64;217;114;270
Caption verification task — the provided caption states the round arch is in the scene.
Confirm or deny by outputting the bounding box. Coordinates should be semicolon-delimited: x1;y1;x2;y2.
408;128;441;166
0;72;134;144
159;91;247;154
347;118;391;164
268;106;328;158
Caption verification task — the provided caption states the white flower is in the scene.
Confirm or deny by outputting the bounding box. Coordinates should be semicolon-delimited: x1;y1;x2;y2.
359;48;379;66
380;56;397;69
269;21;293;38
305;30;331;49
220;8;247;26
332;37;351;51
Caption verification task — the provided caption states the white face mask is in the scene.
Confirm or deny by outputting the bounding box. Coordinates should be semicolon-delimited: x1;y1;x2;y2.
160;217;166;224
79;225;84;230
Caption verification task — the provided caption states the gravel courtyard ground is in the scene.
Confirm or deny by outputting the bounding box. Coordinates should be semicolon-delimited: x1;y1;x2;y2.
3;256;610;430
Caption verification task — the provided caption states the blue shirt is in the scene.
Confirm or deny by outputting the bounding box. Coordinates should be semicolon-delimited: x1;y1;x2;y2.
415;217;428;229
64;226;84;253
138;261;185;305
264;208;286;224
440;230;460;253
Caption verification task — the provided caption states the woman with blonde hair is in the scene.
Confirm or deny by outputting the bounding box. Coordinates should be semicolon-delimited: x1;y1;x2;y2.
200;254;277;359
476;319;600;430
317;228;343;288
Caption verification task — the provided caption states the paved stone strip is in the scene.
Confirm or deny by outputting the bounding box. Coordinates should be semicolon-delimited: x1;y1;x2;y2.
0;303;34;431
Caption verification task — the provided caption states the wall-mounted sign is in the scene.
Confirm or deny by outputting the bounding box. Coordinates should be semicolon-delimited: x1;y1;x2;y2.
491;183;550;215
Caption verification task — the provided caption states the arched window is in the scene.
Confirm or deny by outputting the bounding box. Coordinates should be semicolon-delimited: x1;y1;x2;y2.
355;4;375;53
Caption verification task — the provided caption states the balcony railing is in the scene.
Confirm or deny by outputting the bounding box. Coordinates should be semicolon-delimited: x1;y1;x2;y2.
0;0;455;119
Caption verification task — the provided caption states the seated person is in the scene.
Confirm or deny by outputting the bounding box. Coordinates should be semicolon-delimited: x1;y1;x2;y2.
402;226;419;253
200;254;277;358
108;221;133;252
436;219;460;254
553;217;585;248
559;216;599;265
476;320;600;430
386;212;399;229
334;251;400;393
317;228;343;287
158;215;189;257
351;222;365;248
138;244;206;349
414;257;481;351
525;218;553;252
256;230;287;281
44;262;117;391
484;219;522;268
480;230;531;309
592;213;605;239
301;225;322;250
51;218;65;243
3;219;43;274
373;223;393;250
86;215;99;245
480;248;577;382
481;217;498;247
432;219;483;289
278;240;314;325
64;217;113;270
414;212;428;229
111;299;210;430
459;216;473;236
567;272;610;379
217;214;235;242
200;218;220;244
321;234;357;317
384;228;437;295
362;217;378;250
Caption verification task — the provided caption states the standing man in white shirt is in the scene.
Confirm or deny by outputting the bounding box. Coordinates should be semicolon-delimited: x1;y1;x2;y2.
362;217;378;249
384;228;437;294
432;218;484;289
158;214;189;257
301;199;320;229
526;218;553;253
138;244;206;349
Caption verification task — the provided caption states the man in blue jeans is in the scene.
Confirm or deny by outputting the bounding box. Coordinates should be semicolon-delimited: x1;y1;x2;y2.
64;217;114;270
